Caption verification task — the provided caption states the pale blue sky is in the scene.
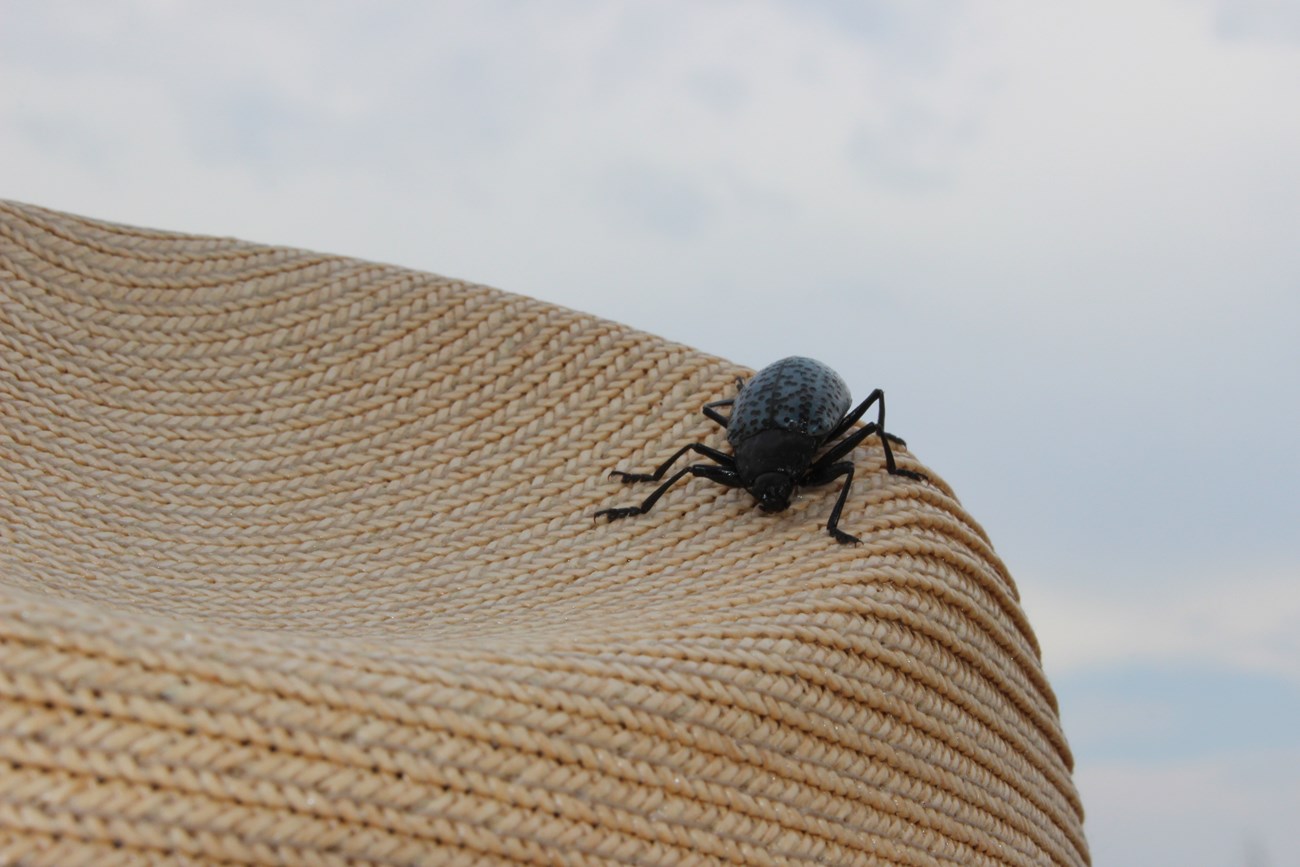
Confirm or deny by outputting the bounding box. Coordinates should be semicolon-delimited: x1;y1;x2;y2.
3;2;1298;863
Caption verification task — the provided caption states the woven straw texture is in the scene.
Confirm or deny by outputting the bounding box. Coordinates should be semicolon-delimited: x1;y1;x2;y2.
0;199;1088;866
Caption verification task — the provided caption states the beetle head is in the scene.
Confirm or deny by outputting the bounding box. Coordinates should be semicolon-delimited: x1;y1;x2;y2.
751;472;794;513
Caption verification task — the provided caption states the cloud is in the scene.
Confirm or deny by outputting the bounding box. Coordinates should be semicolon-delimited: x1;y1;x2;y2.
1078;749;1300;867
1028;560;1300;684
1058;666;1300;763
1214;0;1300;43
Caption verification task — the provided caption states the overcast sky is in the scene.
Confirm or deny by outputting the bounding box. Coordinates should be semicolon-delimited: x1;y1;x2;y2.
3;2;1298;863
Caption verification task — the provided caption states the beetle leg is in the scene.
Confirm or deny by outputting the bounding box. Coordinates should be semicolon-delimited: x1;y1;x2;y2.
701;376;746;428
800;460;861;545
823;388;906;446
702;398;734;429
815;390;927;482
610;442;733;483
596;463;741;522
813;421;878;469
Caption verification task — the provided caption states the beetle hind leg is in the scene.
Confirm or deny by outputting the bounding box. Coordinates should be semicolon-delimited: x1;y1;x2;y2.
702;398;734;429
813;389;928;483
701;376;746;428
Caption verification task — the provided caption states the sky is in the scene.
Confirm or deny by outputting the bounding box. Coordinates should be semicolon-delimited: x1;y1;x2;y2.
3;1;1298;863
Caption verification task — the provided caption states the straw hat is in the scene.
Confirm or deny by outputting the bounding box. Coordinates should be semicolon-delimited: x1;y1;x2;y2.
0;199;1088;865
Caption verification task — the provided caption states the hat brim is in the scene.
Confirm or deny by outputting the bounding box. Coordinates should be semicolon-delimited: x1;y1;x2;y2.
0;200;1087;865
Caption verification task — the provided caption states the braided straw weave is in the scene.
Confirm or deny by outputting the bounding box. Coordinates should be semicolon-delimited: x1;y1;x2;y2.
0;199;1088;866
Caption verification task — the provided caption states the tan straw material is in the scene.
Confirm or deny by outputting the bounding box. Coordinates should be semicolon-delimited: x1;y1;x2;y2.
0;199;1088;865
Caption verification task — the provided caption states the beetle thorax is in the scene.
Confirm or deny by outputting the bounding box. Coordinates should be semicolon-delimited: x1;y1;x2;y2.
733;429;819;513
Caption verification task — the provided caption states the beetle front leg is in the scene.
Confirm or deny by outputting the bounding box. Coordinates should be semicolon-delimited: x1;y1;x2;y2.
609;442;733;483
596;464;741;522
802;460;861;545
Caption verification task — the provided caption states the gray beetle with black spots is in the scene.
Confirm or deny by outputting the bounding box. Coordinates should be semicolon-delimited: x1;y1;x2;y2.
595;356;927;544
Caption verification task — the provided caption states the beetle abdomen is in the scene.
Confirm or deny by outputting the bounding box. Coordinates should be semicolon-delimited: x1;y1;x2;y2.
727;356;852;445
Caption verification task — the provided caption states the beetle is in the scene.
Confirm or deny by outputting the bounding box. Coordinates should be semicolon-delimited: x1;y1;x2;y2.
595;356;927;544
